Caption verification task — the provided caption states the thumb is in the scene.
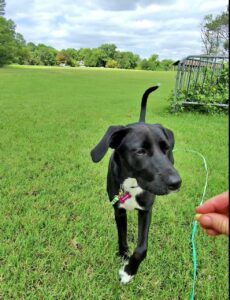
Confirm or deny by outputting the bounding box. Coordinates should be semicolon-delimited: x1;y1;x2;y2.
198;213;229;236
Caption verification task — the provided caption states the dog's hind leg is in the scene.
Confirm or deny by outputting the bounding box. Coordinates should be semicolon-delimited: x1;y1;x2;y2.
119;209;152;283
114;207;129;260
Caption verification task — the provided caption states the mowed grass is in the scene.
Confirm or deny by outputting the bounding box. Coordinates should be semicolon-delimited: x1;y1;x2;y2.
0;65;228;299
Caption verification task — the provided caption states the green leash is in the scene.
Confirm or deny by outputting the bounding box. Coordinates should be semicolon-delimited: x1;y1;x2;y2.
173;149;208;300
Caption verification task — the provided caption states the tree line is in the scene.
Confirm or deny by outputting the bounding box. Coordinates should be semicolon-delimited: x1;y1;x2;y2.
0;18;174;70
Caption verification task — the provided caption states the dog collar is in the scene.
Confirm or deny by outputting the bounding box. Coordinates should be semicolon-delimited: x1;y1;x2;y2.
111;190;132;206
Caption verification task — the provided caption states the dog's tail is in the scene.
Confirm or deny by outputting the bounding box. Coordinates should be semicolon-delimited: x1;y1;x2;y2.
139;85;160;123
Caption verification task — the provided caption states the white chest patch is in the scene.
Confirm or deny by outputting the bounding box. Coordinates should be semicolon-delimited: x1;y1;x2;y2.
119;178;144;211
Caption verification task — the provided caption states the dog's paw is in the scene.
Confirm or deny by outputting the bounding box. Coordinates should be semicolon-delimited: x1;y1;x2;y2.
119;267;133;284
117;250;129;261
120;252;129;262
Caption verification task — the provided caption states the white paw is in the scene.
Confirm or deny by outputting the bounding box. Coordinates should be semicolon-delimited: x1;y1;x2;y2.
119;267;133;284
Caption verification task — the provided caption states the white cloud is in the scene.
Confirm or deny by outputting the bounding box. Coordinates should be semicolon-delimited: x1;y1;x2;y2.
5;0;228;60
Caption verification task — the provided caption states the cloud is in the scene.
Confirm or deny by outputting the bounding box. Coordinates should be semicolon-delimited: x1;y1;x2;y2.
91;0;175;11
5;0;229;60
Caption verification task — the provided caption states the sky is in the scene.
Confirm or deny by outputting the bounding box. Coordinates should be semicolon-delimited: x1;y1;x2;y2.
5;0;228;60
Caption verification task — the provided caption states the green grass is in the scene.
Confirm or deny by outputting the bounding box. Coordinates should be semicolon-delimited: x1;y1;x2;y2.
0;65;228;299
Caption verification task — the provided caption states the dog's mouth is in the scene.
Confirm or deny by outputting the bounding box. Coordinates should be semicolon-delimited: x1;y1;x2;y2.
137;182;181;196
138;184;168;195
136;174;181;196
148;188;180;196
168;187;180;194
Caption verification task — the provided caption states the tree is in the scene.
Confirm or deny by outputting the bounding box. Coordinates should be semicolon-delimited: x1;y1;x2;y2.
139;58;150;70
35;44;57;66
26;42;42;65
148;54;160;71
201;15;220;55
0;0;5;16
98;43;117;60
0;17;16;66
25;43;40;65
27;42;36;51
84;48;107;67
115;51;140;69
63;48;79;66
56;51;67;65
215;8;229;52
201;7;229;55
158;59;174;71
14;32;30;64
77;48;91;61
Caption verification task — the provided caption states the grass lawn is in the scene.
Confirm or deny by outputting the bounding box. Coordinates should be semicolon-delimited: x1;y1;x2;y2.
0;65;228;299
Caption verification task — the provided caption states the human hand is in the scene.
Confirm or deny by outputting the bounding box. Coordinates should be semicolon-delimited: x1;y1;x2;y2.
195;191;229;236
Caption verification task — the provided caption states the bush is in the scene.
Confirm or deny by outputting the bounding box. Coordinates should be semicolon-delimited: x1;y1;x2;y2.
105;59;119;68
169;66;229;113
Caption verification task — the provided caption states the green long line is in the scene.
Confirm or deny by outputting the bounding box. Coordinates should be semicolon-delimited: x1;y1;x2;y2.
173;149;209;300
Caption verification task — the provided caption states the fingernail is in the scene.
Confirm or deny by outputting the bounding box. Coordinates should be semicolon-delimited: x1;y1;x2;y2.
200;215;212;227
194;214;202;221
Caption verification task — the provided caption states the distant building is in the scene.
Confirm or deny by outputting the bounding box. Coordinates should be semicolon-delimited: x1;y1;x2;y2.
78;60;85;67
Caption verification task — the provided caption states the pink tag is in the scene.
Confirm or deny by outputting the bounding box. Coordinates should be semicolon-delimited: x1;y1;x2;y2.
119;192;131;204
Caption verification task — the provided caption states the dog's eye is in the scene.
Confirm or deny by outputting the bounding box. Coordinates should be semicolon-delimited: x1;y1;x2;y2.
135;149;147;156
160;141;170;154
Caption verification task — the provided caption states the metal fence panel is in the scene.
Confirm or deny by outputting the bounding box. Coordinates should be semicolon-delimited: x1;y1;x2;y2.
174;55;229;108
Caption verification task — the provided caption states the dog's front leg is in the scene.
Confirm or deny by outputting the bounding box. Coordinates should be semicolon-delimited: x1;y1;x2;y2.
119;209;152;284
114;207;129;260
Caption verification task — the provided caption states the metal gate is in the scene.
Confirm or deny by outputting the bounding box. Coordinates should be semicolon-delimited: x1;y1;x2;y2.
174;55;229;108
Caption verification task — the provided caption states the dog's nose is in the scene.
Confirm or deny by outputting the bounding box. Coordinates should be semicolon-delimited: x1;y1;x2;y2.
167;175;182;191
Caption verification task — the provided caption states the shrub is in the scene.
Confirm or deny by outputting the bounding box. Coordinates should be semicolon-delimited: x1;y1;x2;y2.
169;65;229;113
105;59;119;68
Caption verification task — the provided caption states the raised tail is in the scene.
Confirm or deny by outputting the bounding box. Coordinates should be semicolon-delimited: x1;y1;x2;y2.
139;85;160;123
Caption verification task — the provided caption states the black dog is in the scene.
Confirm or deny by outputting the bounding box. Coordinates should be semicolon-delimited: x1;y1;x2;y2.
91;86;181;283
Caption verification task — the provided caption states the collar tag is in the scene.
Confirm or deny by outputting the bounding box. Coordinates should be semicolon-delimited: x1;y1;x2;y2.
111;190;131;206
119;192;131;203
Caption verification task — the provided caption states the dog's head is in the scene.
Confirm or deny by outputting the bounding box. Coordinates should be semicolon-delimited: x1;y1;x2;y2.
91;123;181;195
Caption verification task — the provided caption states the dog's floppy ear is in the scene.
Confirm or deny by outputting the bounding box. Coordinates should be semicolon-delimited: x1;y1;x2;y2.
161;127;175;164
162;127;175;149
90;126;130;163
155;124;175;163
